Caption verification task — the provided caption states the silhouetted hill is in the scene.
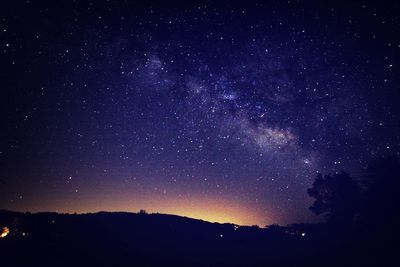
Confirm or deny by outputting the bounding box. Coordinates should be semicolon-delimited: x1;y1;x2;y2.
0;210;315;267
0;210;397;266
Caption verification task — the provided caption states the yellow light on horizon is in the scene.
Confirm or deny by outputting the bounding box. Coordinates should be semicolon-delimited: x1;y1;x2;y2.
19;193;273;226
0;227;10;238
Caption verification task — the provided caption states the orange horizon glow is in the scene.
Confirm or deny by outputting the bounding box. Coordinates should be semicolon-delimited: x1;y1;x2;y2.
11;194;271;226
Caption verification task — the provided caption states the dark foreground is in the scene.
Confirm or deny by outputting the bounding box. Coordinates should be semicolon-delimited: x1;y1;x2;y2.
0;210;398;267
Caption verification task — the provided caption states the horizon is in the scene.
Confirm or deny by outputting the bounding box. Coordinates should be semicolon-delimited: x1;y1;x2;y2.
1;208;263;227
4;197;270;226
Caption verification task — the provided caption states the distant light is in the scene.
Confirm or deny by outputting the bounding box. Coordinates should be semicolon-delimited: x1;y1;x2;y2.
301;232;306;237
1;227;10;238
219;234;223;238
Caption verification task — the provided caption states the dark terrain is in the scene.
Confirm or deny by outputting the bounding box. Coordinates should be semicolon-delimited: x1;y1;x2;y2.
0;209;397;267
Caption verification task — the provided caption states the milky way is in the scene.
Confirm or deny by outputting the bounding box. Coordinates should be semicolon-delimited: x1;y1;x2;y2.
0;1;399;225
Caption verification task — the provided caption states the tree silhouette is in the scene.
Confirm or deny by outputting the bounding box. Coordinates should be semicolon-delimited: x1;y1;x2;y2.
139;209;147;214
308;172;361;225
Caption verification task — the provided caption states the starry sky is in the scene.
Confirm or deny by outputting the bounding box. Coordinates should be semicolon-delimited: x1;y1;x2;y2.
0;0;399;226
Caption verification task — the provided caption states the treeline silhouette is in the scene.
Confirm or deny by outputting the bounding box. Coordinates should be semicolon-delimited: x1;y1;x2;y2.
0;156;399;267
306;156;400;266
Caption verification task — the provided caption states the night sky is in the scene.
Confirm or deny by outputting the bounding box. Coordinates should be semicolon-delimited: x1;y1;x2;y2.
1;0;399;226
